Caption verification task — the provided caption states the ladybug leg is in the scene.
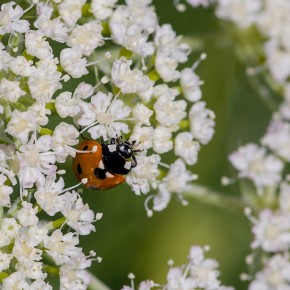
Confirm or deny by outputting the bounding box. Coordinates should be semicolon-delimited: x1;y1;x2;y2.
131;154;137;168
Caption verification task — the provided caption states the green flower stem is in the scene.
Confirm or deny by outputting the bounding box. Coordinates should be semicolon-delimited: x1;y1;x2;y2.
87;272;112;290
184;183;249;213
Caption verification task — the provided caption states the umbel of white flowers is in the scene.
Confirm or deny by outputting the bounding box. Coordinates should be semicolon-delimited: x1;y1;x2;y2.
0;0;215;288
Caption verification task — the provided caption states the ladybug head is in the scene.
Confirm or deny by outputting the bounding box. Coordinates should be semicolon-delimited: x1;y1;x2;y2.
117;142;134;159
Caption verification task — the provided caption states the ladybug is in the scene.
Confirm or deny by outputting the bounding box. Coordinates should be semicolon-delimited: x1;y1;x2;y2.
72;136;139;190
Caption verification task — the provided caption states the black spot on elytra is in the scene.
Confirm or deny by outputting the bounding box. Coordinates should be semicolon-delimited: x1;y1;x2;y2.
77;163;82;175
83;145;89;150
94;168;107;180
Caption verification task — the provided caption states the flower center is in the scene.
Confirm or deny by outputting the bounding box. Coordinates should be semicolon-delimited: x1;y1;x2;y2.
97;112;114;125
27;149;40;167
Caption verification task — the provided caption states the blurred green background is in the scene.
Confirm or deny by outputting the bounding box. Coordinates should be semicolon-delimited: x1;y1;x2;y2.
63;2;272;289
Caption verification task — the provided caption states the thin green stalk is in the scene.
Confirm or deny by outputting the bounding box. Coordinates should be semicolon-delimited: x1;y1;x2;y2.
184;183;249;214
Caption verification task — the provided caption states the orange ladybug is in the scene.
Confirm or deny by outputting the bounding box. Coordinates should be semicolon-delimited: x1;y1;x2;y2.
72;137;138;190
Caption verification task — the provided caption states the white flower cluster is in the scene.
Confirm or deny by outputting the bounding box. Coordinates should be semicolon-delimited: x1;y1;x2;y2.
122;245;233;290
228;114;290;287
214;0;290;91
0;0;215;287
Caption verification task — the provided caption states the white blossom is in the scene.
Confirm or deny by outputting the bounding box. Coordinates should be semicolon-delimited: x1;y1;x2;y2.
111;57;154;101
154;159;197;212
249;253;290;290
175;132;200;165
262;119;290;161
251;208;290;252
25;30;53;60
132;103;153;126
59;191;96;235
189;101;215;144
67;21;104;56
78;91;131;140
34;3;69;43
17;201;39;227
60;48;88;78
0;78;25;103
51;122;79;163
229;143;284;192
58;0;86;27
0;2;30;35
153;126;173;154
127;154;160;195
180;68;202;102
91;0;117;20
16;135;57;188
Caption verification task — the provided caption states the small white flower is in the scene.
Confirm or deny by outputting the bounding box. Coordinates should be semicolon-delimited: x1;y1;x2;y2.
60;48;88;78
249;253;290;290
215;0;262;28
28;103;51;127
55;83;93;119
154;159;197;211
155;51;180;83
34;175;65;216
155;24;191;63
175;132;200;165
28;58;62;102
67;21;104;56
55;92;81;118
189;101;215;144
5;109;38;144
229;143;284;192
180;68;202;102
0;2;30;35
51;122;79;163
0;218;21;247
167;267;196;290
44;229;82;266
153;126;173;154
91;0;117;20
2;271;29;290
78;91;131;140
127;154;160;195
15;261;46;281
59;191;96;235
132;103;153;126
58;0;86;27
130;126;154;150
17;201;39;227
0;252;13;272
9;55;33;77
34;3;69;43
110;5;155;57
251;208;290;252
12;233;43;263
25;224;49;247
60;265;91;290
154;89;187;131
0;78;25;103
16;135;57;188
25;30;53;60
262;119;290;161
111;57;154;101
